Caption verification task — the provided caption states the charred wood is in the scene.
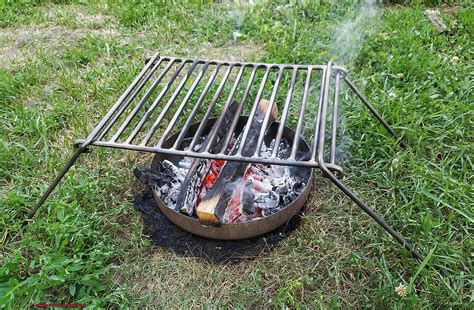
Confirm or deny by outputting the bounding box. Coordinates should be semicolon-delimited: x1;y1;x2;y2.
196;99;278;226
176;101;240;216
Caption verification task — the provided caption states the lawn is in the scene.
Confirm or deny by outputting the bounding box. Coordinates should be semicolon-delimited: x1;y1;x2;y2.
1;0;472;308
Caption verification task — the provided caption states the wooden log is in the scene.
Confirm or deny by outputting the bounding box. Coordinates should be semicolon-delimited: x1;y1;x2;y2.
176;101;240;216
196;99;278;225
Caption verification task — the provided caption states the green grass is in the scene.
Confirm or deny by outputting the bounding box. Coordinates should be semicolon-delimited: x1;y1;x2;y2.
1;0;472;308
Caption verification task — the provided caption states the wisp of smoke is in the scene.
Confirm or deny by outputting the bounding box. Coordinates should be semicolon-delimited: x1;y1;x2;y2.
329;0;381;66
328;1;382;162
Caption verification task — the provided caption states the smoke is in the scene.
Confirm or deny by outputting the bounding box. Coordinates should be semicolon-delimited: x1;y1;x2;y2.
329;0;381;66
327;1;382;163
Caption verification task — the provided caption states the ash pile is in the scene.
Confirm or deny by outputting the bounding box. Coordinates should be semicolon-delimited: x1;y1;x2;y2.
135;99;308;226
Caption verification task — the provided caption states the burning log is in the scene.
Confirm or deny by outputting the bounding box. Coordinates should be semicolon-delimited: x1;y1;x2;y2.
176;101;240;216
196;99;279;226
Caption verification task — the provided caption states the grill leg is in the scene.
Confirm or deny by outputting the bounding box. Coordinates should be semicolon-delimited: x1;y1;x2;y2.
345;77;407;149
318;66;422;260
319;162;424;261
28;147;86;219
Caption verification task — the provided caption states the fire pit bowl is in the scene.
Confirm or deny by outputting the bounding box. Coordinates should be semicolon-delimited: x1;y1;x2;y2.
150;117;314;240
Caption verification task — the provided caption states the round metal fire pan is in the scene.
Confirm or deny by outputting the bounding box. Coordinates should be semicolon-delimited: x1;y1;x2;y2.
150;117;314;240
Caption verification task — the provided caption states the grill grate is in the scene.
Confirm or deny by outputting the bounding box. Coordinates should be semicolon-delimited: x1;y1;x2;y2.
30;52;424;261
74;53;347;173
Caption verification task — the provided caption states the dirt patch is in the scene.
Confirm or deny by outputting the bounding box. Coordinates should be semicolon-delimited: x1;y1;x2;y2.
74;12;116;27
192;42;265;62
0;25;119;68
42;4;116;27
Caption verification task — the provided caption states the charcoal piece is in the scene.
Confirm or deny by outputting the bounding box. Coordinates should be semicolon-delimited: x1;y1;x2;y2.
293;181;305;192
135;159;190;210
283;195;293;205
259;142;273;159
255;191;279;210
134;167;165;187
160;160;186;183
241;180;255;214
277;139;292;159
273;184;288;196
134;161;184;188
180;136;206;151
262;206;280;217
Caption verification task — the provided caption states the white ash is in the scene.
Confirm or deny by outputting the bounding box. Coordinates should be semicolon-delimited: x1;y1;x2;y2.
152;160;188;207
178;157;194;169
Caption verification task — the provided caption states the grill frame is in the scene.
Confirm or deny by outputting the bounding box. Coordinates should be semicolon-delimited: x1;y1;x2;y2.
30;52;424;261
74;53;347;176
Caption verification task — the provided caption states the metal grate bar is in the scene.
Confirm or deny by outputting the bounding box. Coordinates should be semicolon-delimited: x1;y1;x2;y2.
124;59;188;144
141;60;201;146
322;64;333;156
272;67;298;159
219;65;258;154
204;65;245;153
84;52;160;145
310;68;327;161
255;67;284;157
110;58;176;142
330;72;341;164
316;62;333;160
172;63;222;150
157;62;211;148
236;66;271;156
188;64;234;151
290;68;313;160
97;57;164;141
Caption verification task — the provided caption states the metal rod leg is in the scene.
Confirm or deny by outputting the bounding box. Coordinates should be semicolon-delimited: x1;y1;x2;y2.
28;147;86;218
345;77;407;148
320;164;424;261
